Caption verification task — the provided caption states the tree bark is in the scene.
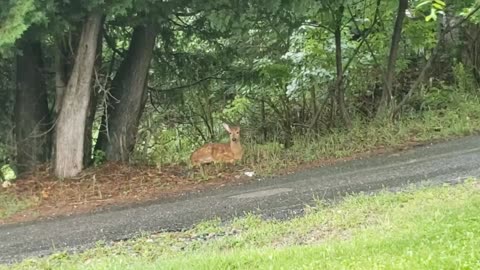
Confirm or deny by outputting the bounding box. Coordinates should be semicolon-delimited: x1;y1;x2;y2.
54;45;68;118
14;34;51;173
95;24;157;161
261;99;267;142
54;29;80;118
54;12;103;178
310;85;317;126
280;87;293;148
83;23;104;167
377;0;408;118
333;5;351;128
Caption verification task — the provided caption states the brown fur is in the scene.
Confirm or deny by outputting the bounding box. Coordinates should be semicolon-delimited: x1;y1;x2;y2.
190;124;243;166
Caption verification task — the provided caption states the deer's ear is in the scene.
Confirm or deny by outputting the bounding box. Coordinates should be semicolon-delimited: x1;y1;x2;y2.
223;123;231;132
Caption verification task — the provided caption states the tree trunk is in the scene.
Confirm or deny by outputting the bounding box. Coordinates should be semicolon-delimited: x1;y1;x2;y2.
333;5;351;128
310;85;317;122
83;23;104;167
14;34;51;173
260;99;267;142
95;24;157;161
54;12;103;178
459;22;480;85
54;30;80;119
377;0;408;118
54;44;68;118
280;88;293;148
53;32;79;170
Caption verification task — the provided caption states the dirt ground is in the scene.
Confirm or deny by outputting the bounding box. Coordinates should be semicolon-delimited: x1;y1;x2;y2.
0;140;427;225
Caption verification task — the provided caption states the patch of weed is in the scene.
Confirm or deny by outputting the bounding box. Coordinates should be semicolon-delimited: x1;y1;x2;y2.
0;193;37;219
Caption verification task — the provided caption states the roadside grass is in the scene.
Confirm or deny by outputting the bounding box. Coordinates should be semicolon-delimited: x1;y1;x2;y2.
0;164;31;220
6;179;480;269
0;193;37;219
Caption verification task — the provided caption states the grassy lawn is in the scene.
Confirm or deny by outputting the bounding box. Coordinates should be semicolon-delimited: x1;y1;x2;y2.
7;180;480;269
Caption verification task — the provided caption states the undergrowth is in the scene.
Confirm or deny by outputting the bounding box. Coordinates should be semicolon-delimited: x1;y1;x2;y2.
131;61;480;174
143;91;480;175
244;96;480;173
0;193;36;219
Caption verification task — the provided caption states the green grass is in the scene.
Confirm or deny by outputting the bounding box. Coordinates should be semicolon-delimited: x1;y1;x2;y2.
6;180;480;269
0;193;36;219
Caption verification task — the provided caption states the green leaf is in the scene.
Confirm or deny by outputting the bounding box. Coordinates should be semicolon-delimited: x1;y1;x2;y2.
416;0;432;9
432;3;445;10
0;0;46;56
425;8;437;21
433;0;446;7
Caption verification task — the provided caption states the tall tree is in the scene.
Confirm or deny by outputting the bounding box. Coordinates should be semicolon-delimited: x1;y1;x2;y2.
331;3;351;128
84;22;104;166
54;12;103;178
377;0;408;118
14;31;51;173
96;23;157;161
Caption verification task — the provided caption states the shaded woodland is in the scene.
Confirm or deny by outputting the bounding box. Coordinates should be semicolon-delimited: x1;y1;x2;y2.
1;0;479;179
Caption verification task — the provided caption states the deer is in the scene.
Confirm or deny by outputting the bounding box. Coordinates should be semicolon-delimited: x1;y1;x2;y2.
190;123;243;167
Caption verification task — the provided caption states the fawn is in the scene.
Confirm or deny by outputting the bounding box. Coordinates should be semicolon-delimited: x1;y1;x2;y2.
190;123;243;166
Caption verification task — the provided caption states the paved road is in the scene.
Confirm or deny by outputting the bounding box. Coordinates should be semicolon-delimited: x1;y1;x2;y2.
2;135;480;264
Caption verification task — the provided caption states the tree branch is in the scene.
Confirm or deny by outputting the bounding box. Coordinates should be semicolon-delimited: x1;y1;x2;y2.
103;26;126;57
445;5;480;34
345;1;383;71
149;72;224;92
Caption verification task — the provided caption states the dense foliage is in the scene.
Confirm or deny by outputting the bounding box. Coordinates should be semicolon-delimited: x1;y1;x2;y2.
0;0;479;178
